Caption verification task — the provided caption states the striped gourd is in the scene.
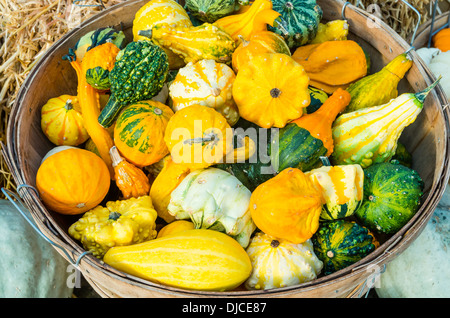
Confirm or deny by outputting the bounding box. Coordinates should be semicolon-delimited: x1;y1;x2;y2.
269;0;323;48
132;0;192;69
185;0;236;23
169;59;239;125
114;100;174;168
245;232;323;290
305;164;364;221
345;53;413;113
138;23;236;64
331;79;441;168
103;229;252;291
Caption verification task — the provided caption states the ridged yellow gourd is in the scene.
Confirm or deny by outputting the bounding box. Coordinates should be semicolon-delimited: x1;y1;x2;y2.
103;229;252;291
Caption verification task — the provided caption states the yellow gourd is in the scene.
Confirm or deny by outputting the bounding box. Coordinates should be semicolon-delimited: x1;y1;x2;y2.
156;220;195;238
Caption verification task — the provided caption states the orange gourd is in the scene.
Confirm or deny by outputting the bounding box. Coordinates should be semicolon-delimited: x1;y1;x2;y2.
82;42;120;90
249;168;323;244
232;53;310;128
292;40;368;94
36;147;110;215
291;88;351;156
110;146;150;199
433;28;450;52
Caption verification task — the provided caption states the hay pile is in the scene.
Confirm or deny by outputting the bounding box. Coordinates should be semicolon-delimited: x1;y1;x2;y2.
0;0;127;195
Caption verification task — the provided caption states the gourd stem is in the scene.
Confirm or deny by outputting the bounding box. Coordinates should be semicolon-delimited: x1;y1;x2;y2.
109;146;124;167
64;99;74;111
270;240;280;248
108;211;121;221
270;88;282;98
183;133;216;145
415;76;441;104
138;29;153;39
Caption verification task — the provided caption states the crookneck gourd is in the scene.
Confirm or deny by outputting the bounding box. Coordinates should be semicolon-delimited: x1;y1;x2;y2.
68;195;158;258
138;23;236;65
168;168;256;248
345;53;413;113
40;95;89;146
306;162;364;221
270;88;351;173
231;31;291;73
114;100;174;167
249;168;323;244
331;79;441;168
98;40;169;128
132;0;192;69
292;40;368;94
310;19;349;44
169;59;239;125
269;0;323;48
233;53;311;128
245;232;323;290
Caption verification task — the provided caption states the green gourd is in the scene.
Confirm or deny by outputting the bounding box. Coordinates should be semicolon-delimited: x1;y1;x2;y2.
355;161;424;235
0;200;74;297
269;0;323;48
306;86;328;114
345;53;413;113
331;79;441;168
312;220;378;275
185;0;236;23
98;41;169;128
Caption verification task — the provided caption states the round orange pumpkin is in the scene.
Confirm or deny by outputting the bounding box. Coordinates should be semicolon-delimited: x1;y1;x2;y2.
36;147;110;215
249;167;323;244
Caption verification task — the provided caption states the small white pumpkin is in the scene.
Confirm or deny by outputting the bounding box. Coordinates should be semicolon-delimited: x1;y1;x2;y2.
245;232;323;290
169;59;239;125
0;199;74;297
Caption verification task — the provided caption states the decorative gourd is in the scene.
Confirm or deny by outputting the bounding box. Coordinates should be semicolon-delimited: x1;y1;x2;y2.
245;232;323;290
0;200;74;298
69;196;158;258
292;40;368;94
138;23;236;65
186;0;236;23
40;95;89;146
312;220;379;275
156;220;195;238
214;0;281;44
270;88;351;173
82;42;120;90
392;142;412;168
331;79;440;168
71;27;126;62
306;162;364;221
306;86;329;114
110;146;150;199
269;0;323;48
103;229;252;291
310;19;349;44
64;57;115;177
114;100;174;167
433;28;450;52
98;40;169;128
376;197;450;298
355;161;424;235
231;31;291;73
168;168;256;248
149;156;191;223
36;147;110;215
132;0;192;69
164;105;241;170
418;49;450;100
233;53;311;128
345;53;413;113
169;59;239;126
249;168;323;244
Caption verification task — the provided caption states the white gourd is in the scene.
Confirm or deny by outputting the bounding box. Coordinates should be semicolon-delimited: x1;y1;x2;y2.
0;200;74;297
416;48;450;100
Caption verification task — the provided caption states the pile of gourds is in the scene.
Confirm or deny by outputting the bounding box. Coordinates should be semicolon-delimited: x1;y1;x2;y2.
36;0;438;292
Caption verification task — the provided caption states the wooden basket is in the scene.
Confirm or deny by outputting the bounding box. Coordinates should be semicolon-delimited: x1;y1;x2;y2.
2;0;450;298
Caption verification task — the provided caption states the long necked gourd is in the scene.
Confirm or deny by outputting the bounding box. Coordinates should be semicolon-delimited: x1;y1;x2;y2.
331;78;441;168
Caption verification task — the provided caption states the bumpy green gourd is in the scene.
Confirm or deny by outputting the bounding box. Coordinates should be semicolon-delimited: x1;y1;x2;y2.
355;161;424;235
345;53;413;113
312;220;378;275
98;41;169;128
185;0;236;23
332;79;441;168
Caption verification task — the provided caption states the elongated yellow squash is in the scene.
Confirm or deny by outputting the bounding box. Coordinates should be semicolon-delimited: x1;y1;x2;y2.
103;229;252;291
